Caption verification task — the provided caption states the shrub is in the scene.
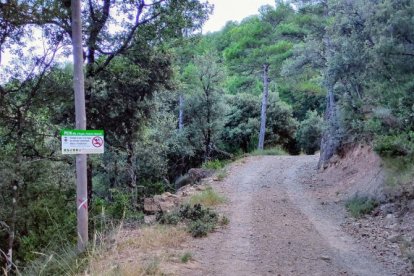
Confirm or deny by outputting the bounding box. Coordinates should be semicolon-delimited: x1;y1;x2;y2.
296;110;323;155
374;131;414;158
180;252;193;263
157;204;219;237
189;220;214;237
346;195;378;218
156;212;181;225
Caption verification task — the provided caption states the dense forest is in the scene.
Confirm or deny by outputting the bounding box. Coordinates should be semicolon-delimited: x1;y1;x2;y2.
1;0;414;272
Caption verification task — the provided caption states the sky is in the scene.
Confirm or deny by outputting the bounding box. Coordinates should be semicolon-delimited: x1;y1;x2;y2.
203;0;276;33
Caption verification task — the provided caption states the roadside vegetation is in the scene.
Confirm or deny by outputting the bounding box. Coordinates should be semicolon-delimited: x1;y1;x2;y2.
346;196;379;219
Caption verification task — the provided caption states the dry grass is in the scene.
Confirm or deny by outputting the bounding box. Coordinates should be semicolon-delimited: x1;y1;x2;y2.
87;225;189;275
118;225;188;251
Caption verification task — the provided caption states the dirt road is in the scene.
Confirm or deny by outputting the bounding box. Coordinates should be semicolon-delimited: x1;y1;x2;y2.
183;155;394;276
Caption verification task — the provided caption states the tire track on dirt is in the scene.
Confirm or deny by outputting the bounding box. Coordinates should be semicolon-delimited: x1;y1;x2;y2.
183;156;392;276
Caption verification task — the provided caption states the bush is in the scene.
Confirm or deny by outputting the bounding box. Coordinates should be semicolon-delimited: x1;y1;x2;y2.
296;110;323;155
180;252;193;263
189;220;214;237
346;195;378;218
157;204;219;237
374;131;414;158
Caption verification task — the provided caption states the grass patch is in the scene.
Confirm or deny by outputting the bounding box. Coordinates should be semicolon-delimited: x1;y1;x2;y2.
22;245;88;276
202;159;227;170
188;187;226;207
180;252;193;263
103;257;161;276
219;215;230;226
118;225;188;251
215;169;227;181
249;146;286;156
346;195;378;218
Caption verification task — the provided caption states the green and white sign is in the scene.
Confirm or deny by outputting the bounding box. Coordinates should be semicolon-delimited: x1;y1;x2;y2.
61;130;104;154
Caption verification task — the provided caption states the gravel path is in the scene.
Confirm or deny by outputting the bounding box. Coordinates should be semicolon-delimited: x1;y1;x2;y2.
183;155;394;276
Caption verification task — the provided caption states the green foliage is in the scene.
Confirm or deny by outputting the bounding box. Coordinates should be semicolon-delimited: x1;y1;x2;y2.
202;160;226;170
296;110;323;154
374;132;414;158
91;192;143;224
346;195;378;218
222;93;261;152
222;93;298;154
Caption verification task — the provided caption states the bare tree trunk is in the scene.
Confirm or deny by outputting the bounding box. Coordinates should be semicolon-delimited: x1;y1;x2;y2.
317;1;341;169
71;0;88;252
178;94;184;130
6;110;22;273
258;64;270;150
318;85;340;169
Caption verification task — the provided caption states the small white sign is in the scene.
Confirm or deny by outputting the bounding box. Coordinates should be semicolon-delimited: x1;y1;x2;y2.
61;130;104;154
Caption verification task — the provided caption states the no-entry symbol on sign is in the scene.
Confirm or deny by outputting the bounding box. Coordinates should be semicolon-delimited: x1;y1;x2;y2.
92;136;104;148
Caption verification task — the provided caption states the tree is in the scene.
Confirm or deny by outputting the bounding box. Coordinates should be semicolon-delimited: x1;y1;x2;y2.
296;110;323;154
184;51;225;161
222;3;300;149
0;0;213;268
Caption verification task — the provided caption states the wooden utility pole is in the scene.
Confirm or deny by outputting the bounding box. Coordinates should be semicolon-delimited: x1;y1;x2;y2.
258;64;270;150
71;0;88;252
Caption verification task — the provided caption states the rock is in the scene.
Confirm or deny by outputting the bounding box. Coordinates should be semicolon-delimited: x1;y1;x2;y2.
380;203;396;214
159;200;178;212
144;198;160;213
188;168;214;183
144;215;157;224
385;213;397;225
320;255;331;262
144;192;180;214
176;184;197;197
195;185;209;191
387;233;402;243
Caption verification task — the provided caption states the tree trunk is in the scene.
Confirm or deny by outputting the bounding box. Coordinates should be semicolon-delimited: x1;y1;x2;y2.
6;110;23;273
258;64;270;150
71;0;88;252
318;85;340;169
126;145;138;208
205;90;212;161
318;1;341;169
178;94;184;130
